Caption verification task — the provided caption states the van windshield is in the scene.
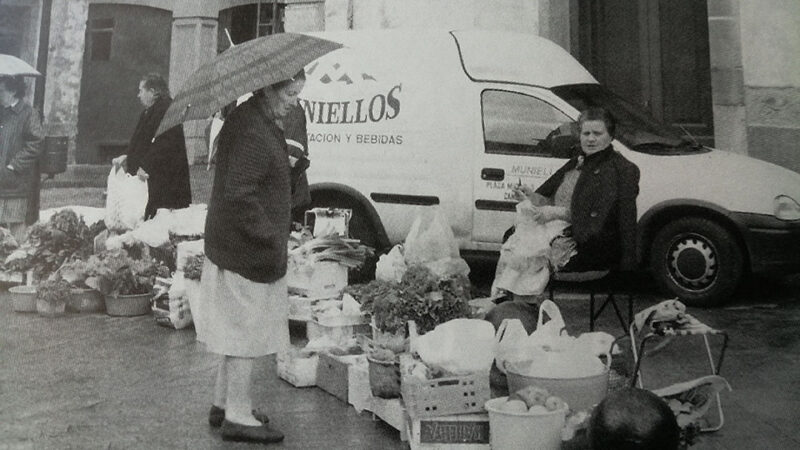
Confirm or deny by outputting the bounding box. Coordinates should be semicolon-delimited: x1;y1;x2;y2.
552;84;707;154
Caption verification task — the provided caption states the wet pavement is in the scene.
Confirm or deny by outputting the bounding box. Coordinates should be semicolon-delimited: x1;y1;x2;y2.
1;272;799;449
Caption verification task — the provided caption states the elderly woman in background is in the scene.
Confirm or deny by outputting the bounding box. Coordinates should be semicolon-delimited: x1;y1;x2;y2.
113;73;191;219
191;70;306;444
0;75;43;243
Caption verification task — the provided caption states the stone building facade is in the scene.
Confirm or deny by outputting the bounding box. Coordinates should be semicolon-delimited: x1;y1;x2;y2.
2;0;799;172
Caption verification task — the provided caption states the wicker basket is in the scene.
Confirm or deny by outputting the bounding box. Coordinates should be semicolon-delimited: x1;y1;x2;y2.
105;292;153;316
67;288;105;313
402;371;490;418
367;357;401;399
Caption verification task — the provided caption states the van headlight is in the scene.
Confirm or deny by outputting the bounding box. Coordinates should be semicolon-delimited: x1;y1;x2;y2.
774;195;800;221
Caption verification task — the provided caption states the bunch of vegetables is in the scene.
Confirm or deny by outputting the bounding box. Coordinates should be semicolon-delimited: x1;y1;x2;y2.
289;233;373;269
5;210;96;280
0;227;20;269
346;264;471;335
182;253;204;281
35;277;72;307
83;249;170;297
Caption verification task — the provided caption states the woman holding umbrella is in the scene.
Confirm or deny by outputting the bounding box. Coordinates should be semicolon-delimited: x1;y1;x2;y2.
0;74;43;244
193;70;306;444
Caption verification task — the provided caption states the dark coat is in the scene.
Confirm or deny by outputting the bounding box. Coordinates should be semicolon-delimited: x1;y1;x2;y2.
0;101;43;199
536;145;640;271
126;96;191;219
284;104;310;220
204;96;291;283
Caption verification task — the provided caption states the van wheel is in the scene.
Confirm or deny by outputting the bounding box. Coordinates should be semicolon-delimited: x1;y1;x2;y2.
649;217;743;307
309;195;381;283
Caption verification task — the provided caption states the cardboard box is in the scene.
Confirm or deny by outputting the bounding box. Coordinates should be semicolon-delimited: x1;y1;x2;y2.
276;351;319;388
348;359;372;412
316;353;364;403
407;412;490;450
306;317;371;343
287;261;348;299
370;396;408;442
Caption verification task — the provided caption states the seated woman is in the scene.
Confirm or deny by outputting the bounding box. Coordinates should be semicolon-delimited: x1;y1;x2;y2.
485;107;640;391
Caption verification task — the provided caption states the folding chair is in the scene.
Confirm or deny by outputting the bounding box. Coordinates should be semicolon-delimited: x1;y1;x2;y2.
548;270;635;333
629;309;730;432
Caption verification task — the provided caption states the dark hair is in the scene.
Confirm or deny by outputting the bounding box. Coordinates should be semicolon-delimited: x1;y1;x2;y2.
272;69;306;91
0;76;27;99
589;388;680;450
140;73;170;98
578;107;616;137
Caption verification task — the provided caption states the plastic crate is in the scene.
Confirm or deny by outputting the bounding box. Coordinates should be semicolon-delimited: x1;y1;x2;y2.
402;371;491;419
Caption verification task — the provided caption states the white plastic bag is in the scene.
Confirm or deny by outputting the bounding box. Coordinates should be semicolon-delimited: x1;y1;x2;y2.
375;244;407;283
104;167;148;232
527;299;570;350
490;201;572;297
403;206;461;265
411;319;496;375
494;318;531;374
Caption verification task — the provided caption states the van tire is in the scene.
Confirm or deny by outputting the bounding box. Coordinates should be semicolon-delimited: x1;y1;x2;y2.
649;217;743;307
309;195;381;283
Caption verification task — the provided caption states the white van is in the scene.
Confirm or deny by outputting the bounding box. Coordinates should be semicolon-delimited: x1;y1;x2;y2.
292;29;800;306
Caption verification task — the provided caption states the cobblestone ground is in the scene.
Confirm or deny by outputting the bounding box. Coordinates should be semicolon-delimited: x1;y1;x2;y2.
0;182;795;449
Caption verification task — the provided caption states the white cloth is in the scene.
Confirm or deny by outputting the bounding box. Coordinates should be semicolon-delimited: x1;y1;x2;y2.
191;259;290;357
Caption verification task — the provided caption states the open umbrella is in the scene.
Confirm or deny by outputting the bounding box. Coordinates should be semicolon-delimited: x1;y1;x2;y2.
0;54;41;77
156;32;342;136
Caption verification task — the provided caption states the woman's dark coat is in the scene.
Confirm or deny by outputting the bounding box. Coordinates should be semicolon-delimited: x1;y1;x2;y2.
204;96;291;283
126;96;191;219
536;145;640;271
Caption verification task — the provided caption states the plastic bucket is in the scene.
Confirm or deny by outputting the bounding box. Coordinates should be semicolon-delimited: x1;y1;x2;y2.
507;367;609;413
9;285;37;312
105;293;152;316
484;397;567;450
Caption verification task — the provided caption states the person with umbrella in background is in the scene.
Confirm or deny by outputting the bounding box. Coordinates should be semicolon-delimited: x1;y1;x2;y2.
155;33;341;444
0;71;43;245
112;73;191;219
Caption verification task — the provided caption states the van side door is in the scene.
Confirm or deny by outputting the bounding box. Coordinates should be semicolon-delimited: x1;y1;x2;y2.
472;88;576;244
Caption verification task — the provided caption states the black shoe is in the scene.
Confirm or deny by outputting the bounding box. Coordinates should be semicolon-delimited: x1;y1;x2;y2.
208;405;270;427
220;420;284;444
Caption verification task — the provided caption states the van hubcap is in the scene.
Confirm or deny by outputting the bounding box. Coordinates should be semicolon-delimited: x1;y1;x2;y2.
667;235;717;290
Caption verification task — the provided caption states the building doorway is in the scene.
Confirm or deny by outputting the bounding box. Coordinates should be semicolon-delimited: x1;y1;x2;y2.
76;4;171;163
578;0;714;145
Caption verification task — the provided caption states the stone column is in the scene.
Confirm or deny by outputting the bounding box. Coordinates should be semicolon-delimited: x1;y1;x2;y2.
707;0;746;155
284;0;325;32
169;0;218;164
42;0;89;164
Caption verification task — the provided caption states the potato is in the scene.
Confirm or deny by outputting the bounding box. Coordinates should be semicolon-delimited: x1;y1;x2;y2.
503;399;529;413
528;404;549;414
544;395;566;411
513;386;550;408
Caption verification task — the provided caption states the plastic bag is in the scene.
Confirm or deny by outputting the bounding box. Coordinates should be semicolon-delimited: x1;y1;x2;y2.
403;206;461;265
527;299;570;350
490;201;572;297
411;319;496;375
104;167;148;232
494;318;532;374
375;244;407;282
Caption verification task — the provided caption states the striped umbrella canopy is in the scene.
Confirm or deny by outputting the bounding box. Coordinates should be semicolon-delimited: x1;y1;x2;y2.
156;33;342;136
0;54;41;77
